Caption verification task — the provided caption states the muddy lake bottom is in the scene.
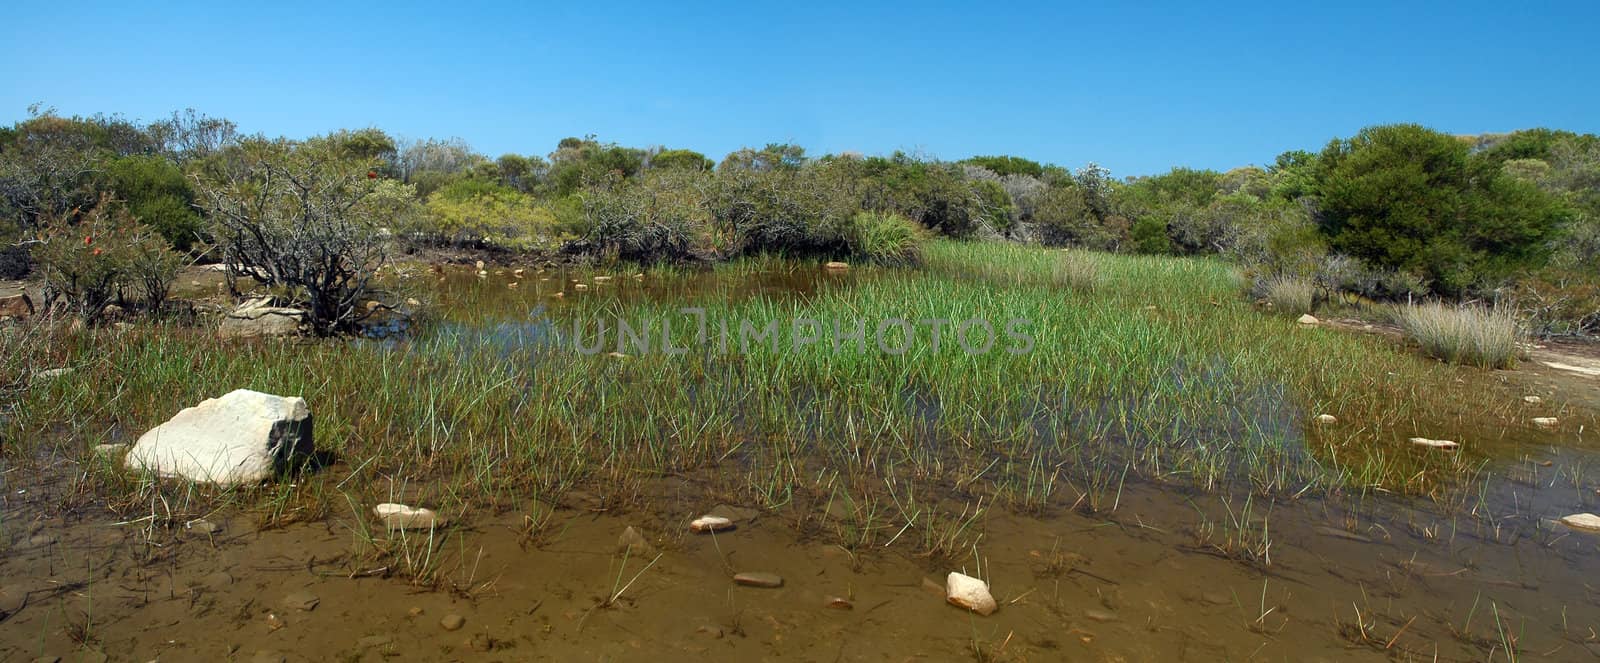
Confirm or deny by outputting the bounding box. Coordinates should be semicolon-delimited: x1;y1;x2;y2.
7;250;1600;661
6;464;1600;662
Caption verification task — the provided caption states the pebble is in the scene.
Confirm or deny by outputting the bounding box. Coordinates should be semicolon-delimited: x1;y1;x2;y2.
187;518;220;535
1560;513;1600;532
1532;417;1559;429
407;607;424;617
440;614;466;631
696;625;725;639
282;591;320;611
945;572;997;616
1524;395;1543;404
733;572;784;588
203;571;235;586
1313;414;1337;425
824;261;849;271
357;635;394;648
824;596;854;610
617;526;655;557
690;515;734;533
1409;437;1459;450
1084;609;1119;622
374;503;445;530
1296;314;1319;325
708;504;760;523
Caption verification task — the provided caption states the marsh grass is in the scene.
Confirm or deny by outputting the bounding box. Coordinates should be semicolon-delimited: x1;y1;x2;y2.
1259;274;1315;316
1395;303;1521;369
0;240;1542;559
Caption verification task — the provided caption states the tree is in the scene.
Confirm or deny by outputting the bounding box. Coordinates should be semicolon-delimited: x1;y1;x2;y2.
650;148;714;171
720;143;806;172
962;155;1045;178
192;137;390;335
1315;124;1566;295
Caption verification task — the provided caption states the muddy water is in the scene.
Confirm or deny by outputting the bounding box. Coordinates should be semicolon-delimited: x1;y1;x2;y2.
5;263;1600;661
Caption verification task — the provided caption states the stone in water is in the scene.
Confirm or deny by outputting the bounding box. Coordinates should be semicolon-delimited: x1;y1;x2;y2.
1409;437;1458;450
733;572;783;588
945;572;996;616
1532;417;1558;429
1560;513;1600;532
1313;414;1337;425
374;503;444;530
1296;314;1319;325
690;515;734;533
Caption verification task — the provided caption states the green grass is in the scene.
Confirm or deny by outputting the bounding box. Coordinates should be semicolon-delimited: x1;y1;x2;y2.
2;240;1531;560
1260;274;1315;316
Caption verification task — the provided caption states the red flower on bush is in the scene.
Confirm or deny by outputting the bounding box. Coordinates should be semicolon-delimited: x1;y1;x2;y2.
367;171;378;179
92;248;102;257
84;235;93;246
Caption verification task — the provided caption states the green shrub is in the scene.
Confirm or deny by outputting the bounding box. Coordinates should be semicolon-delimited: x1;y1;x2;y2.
1395;303;1521;369
846;211;922;264
32;197;180;322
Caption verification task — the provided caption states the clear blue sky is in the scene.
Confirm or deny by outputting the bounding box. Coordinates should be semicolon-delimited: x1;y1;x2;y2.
4;1;1597;176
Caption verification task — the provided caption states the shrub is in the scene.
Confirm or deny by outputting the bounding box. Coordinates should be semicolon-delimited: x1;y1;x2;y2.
423;181;566;250
32;199;136;323
1258;274;1315;315
102;155;203;250
1395;303;1521;369
0;243;30;279
846;211;922;264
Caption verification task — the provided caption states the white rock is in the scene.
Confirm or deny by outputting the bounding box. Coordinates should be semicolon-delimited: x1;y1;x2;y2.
1409;437;1459;450
690;515;734;533
1313;414;1337;425
219;301;304;339
1560;513;1600;532
945;572;996;616
1296;314;1319;325
125;389;313;486
824;261;850;271
33;367;73;379
1523;395;1542;404
1532;417;1559;429
374;503;444;530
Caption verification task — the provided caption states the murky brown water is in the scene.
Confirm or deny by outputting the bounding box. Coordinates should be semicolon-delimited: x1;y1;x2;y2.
4;262;1600;661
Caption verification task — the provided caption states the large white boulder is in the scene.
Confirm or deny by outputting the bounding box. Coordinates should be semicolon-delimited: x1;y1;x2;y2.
125;389;313;486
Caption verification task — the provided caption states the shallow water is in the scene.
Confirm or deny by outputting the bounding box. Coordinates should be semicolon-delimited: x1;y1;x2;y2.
4;260;1600;661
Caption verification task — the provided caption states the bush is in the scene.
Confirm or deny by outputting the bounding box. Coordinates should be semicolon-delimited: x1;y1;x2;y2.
0;243;30;279
1258;274;1315;315
32;199;136;323
102;155;203;250
423;180;567;250
845;211;922;264
1395;303;1521;369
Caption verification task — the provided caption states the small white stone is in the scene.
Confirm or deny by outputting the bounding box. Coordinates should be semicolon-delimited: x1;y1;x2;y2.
1296;314;1319;325
374;503;444;530
690;515;734;533
1409;437;1459;450
945;572;996;616
1313;414;1337;425
1560;513;1600;532
1523;395;1542;404
1532;417;1559;429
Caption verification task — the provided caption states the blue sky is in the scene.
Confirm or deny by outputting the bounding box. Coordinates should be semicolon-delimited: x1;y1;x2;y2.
4;1;1597;176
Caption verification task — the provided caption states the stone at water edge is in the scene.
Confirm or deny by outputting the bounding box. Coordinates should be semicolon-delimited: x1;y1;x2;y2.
475;260;485;271
440;614;466;631
125;389;313;486
733;572;784;588
374;503;445;530
1409;437;1459;450
1313;414;1337;425
824;261;849;271
1532;417;1559;429
945;572;997;616
1296;314;1320;325
1524;395;1543;405
690;515;734;533
33;367;73;380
